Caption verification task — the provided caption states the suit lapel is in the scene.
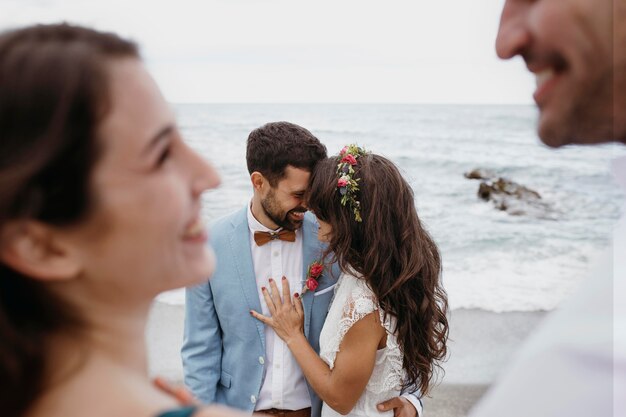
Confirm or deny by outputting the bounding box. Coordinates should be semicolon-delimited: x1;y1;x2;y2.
301;215;319;338
229;209;265;350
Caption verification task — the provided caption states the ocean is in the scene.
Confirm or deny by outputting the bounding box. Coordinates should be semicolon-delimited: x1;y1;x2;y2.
157;103;625;312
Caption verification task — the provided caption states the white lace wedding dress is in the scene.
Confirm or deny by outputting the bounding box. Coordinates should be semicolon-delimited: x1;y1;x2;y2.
319;272;405;417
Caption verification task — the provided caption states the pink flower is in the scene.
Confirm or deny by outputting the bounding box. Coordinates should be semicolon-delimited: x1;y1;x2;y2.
309;264;324;278
340;146;349;156
341;154;357;165
337;178;348;188
306;277;319;291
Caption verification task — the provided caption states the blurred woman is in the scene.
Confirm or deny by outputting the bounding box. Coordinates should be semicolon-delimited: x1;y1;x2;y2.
0;23;241;417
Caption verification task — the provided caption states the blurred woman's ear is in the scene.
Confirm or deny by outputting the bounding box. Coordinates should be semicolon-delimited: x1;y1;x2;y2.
0;221;82;281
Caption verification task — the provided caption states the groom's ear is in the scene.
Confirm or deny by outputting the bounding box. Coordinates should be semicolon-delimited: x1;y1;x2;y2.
251;172;267;191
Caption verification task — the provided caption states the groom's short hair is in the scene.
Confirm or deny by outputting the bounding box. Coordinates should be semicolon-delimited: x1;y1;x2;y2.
246;121;327;186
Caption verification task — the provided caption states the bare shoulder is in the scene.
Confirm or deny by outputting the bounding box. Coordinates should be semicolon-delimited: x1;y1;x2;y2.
28;359;178;417
342;309;385;341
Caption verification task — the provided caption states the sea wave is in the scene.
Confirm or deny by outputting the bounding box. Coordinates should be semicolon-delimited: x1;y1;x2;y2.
158;103;625;312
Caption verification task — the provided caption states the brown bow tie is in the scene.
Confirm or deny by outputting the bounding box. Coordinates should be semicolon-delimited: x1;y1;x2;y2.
254;230;296;246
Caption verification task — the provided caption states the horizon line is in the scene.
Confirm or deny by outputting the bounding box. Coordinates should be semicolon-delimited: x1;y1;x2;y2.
169;101;535;106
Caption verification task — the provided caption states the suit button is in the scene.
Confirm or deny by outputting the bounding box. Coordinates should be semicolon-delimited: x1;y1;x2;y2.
259;356;265;365
251;395;257;404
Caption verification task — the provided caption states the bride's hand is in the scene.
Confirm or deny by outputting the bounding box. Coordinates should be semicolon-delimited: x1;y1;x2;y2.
251;277;304;344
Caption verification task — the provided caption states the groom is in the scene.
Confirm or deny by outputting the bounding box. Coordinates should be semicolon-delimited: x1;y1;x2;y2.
182;122;422;417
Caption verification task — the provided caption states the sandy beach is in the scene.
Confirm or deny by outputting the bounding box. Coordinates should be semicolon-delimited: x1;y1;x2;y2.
147;302;547;417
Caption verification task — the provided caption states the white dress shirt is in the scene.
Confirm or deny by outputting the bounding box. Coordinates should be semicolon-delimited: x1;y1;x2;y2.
469;155;626;417
247;203;312;411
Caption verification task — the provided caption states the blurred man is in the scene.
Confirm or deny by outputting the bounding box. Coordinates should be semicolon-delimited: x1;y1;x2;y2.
470;0;625;416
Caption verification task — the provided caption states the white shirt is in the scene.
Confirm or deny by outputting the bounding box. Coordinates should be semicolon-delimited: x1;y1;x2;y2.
469;155;626;417
247;203;312;411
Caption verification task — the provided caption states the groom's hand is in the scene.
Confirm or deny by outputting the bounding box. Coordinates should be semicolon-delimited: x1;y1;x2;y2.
377;397;417;417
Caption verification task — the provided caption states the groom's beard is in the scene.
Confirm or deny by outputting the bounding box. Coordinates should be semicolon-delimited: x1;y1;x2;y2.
261;190;306;231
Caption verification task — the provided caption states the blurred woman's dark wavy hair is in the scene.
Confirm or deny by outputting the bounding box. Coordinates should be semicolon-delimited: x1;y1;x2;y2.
306;153;449;395
0;23;138;417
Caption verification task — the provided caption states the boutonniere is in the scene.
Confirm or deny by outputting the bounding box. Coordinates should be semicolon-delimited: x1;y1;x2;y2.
302;260;324;294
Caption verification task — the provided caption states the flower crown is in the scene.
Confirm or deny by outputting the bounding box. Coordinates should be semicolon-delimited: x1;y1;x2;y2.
336;144;368;222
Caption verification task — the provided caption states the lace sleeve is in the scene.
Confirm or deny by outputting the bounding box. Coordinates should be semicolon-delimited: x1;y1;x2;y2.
320;280;383;369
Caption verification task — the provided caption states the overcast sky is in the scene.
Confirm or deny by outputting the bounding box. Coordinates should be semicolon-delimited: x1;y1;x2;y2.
1;0;534;104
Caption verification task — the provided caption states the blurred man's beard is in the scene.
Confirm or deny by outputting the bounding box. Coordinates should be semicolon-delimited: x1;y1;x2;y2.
538;69;615;147
261;190;305;231
615;0;626;142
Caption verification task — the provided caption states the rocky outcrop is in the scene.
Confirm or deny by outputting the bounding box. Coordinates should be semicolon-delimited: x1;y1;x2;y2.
465;169;555;218
464;168;496;181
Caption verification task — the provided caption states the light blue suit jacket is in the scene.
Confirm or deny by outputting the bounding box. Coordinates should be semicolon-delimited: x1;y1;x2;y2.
182;207;338;417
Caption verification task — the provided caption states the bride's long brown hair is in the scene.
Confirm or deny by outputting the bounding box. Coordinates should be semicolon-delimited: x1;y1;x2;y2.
306;153;449;395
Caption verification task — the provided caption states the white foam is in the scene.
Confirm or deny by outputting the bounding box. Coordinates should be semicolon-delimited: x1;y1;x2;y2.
157;288;186;305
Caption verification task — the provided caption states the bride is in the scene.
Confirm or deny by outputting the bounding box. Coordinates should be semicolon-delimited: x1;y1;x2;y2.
251;145;449;417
